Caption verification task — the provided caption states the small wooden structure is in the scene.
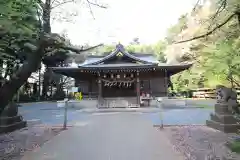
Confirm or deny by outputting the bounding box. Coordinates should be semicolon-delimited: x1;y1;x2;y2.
51;44;192;107
191;87;240;101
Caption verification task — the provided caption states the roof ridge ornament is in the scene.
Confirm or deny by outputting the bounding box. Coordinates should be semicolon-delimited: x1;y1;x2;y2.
116;43;124;50
116;52;123;57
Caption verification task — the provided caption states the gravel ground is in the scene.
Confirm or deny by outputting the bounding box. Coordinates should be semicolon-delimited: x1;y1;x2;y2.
0;126;63;160
160;126;240;160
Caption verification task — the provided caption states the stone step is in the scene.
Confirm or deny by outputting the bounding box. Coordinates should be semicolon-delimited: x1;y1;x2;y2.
0;115;23;125
0;121;27;134
103;97;138;108
210;113;239;124
206;120;240;133
108;101;129;108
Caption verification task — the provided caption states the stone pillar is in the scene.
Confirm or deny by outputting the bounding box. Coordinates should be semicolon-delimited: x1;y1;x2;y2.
136;71;140;106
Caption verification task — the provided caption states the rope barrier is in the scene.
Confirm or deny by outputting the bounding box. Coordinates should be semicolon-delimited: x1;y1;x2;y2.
101;78;135;87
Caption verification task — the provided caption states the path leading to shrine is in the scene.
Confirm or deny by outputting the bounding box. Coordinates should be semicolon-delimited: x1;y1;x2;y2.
19;99;214;126
22;112;184;160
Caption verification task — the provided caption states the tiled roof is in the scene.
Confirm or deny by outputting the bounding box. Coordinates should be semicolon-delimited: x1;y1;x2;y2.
79;44;158;66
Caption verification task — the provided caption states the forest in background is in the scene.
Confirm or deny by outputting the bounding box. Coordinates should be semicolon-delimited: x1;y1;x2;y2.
0;0;239;109
167;0;240;92
97;0;239;93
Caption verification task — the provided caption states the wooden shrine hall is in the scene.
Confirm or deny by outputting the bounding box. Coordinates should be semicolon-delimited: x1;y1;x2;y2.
51;44;192;107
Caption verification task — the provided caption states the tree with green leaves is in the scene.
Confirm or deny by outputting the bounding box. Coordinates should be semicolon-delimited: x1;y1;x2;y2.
164;0;240;92
0;0;103;114
176;0;240;43
201;39;240;87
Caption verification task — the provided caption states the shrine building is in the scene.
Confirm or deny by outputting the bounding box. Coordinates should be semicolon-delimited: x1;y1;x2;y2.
51;44;192;107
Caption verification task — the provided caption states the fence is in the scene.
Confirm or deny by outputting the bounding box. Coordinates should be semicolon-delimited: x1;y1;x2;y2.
191;87;240;101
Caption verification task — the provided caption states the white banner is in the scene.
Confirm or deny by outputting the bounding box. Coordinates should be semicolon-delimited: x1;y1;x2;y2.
71;87;78;92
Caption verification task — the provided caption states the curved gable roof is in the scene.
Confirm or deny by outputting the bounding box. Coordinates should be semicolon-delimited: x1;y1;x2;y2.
84;44;158;65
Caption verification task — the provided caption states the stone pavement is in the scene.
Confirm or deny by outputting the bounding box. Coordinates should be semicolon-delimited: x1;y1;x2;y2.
22;112;184;160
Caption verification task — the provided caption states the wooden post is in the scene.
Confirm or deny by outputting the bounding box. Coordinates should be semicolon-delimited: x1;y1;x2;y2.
149;79;151;95
157;98;164;129
89;80;92;99
38;66;41;101
63;98;68;130
164;69;168;97
136;71;140;106
98;78;102;107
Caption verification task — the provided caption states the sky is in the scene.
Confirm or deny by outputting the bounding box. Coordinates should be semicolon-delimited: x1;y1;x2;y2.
51;0;196;46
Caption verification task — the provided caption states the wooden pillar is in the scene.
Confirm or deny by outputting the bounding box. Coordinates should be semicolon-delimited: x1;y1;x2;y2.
98;79;102;102
89;80;92;99
136;71;140;106
148;80;151;93
164;69;168;97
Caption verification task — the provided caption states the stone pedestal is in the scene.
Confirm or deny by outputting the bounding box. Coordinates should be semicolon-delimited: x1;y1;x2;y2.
0;103;27;134
206;103;240;133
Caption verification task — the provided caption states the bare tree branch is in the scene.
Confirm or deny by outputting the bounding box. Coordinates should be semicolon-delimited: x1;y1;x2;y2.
193;0;201;12
51;0;57;6
207;0;227;31
86;0;95;19
85;0;107;19
210;0;227;21
86;0;107;9
175;13;236;44
227;76;240;87
61;43;103;53
51;0;74;9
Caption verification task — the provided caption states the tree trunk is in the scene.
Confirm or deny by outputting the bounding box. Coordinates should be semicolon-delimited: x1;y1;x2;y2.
38;67;41;100
42;0;52;99
3;61;12;79
237;11;240;26
0;0;52;113
0;60;3;86
0;40;46;113
42;67;51;99
43;0;51;34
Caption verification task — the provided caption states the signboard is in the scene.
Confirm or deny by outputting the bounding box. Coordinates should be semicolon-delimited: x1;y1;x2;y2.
71;87;78;92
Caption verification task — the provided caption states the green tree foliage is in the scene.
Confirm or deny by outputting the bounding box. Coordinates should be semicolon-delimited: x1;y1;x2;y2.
201;39;240;87
0;0;41;79
153;40;167;62
168;0;240;92
0;0;103;112
165;14;188;44
99;42;167;63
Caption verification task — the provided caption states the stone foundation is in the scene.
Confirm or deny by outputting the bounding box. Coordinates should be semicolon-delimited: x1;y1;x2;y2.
206;103;240;133
206;120;240;133
0;117;27;134
98;97;140;108
0;103;27;134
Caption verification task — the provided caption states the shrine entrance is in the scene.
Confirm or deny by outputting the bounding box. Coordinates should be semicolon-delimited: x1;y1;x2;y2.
100;73;136;97
102;81;135;97
51;44;192;108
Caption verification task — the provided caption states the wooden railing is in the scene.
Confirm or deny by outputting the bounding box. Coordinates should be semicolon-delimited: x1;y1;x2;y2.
191;87;240;101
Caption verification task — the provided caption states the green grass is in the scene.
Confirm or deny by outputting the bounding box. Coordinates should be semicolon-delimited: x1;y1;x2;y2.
227;141;240;153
